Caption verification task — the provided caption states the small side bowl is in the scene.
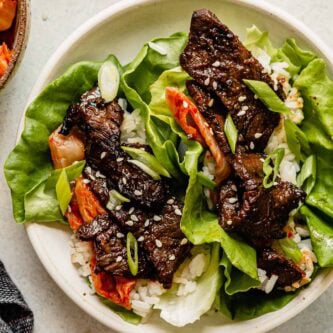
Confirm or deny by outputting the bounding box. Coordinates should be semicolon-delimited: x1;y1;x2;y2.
0;0;30;89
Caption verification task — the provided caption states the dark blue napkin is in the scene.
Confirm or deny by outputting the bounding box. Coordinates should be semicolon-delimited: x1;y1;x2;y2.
0;261;33;333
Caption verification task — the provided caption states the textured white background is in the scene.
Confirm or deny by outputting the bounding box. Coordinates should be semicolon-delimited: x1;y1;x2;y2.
0;1;332;332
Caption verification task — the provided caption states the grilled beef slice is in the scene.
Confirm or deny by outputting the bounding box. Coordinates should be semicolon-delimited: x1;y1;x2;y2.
258;248;304;287
180;9;282;151
111;198;191;288
186;80;230;154
60;87;167;208
218;152;306;240
76;214;152;277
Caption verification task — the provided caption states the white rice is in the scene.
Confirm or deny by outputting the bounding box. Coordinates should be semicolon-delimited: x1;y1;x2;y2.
130;250;209;319
120;101;147;145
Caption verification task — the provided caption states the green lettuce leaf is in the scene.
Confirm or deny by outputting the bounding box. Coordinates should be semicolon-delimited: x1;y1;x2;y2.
220;252;260;296
300;205;333;267
4;58;117;223
295;59;333;217
24;161;85;223
155;243;222;327
297;155;316;194
120;34;189;180
244;26;316;77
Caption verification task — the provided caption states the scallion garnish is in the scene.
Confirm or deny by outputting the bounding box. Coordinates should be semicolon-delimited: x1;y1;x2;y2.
278;237;303;263
243;79;291;115
126;232;139;276
121;146;171;178
56;169;72;215
224;113;238;154
263;148;285;188
106;189;130;211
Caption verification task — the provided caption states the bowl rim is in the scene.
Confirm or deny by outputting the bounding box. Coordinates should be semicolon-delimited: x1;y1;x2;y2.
0;0;31;88
21;0;333;332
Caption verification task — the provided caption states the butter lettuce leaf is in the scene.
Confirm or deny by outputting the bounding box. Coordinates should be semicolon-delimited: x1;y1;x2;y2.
4;58;113;223
300;205;333;267
24;161;85;223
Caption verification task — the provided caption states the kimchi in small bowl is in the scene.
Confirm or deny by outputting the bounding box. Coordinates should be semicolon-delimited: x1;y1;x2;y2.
0;0;30;89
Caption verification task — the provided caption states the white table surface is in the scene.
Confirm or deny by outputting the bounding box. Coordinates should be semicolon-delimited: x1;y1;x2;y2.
0;1;332;332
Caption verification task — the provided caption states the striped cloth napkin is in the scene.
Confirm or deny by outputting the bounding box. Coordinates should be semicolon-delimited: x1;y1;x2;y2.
0;261;33;333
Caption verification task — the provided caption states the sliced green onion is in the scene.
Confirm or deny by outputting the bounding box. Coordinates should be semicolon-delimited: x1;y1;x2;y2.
278;238;303;263
197;172;217;190
297;155;316;194
263;148;285;188
56;169;72;215
106;189;130;211
128;160;160;180
122;146;171;178
98;61;120;103
148;41;167;55
224;113;238;154
243;79;291;115
285;119;311;161
126;232;139;276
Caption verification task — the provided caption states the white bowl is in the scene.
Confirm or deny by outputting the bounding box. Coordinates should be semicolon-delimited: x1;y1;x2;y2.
22;0;333;332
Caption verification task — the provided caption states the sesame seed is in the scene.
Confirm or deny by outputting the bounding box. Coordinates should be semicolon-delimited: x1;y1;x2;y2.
228;197;238;204
212;81;218;90
125;220;134;226
117;157;124;162
130;214;139;222
153;215;162;221
82;179;91;184
116;232;124;238
180;238;188;245
183;101;189;108
250;141;255;150
208;99;214;107
144;219;150;227
96;171;106;178
273;182;278;186
212;60;220;67
254;132;263;139
169;254;176;261
210;128;214;135
115;205;122;211
254;94;258;99
167;198;175;205
134;190;143;196
231;184;237;191
227;220;233;225
175;208;182;216
241;105;249;111
122;177;127;185
260;158;265;163
89;174;96;181
138;236;144;242
204;122;209;127
116;256;123;262
155;239;162;248
86;166;92;174
100;152;107;159
237;110;246;116
204;77;210;86
128;207;135;214
67;205;72;213
238;95;247;102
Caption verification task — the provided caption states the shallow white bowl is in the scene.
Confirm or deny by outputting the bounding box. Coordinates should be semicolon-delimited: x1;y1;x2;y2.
22;0;333;332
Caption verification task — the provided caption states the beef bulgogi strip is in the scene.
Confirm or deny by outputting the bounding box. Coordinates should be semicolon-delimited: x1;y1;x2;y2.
258;248;304;287
218;152;306;240
180;9;282;151
60;87;167;208
111;198;191;288
77;214;152;277
186;80;231;154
